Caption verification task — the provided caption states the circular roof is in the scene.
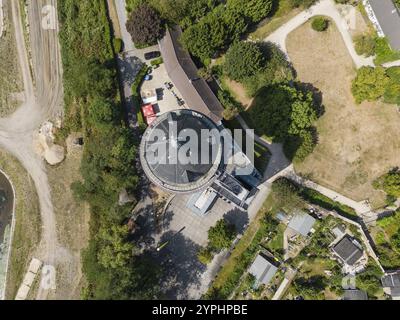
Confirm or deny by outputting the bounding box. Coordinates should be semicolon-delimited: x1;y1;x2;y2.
140;110;223;193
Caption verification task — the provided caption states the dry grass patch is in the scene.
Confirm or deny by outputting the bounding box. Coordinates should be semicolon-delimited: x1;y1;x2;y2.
286;21;400;208
0;0;23;117
1;150;41;299
46;135;90;299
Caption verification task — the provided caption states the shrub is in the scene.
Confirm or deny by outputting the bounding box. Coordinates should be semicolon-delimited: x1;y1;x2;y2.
197;247;214;265
113;38;123;53
351;66;390;104
311;17;328;32
374;37;400;65
150;57;163;66
373;167;400;198
354;35;375;57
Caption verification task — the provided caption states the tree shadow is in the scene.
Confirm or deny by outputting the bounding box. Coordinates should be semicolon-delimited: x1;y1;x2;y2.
223;209;249;234
151;231;207;299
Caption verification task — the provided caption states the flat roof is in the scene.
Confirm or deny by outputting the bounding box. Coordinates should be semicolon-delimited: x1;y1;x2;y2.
288;211;316;237
369;0;400;50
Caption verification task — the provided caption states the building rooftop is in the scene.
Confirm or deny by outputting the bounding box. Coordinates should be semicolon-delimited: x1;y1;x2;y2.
343;289;368;300
140;110;223;193
368;0;400;51
248;253;278;287
381;271;400;288
288;211;316;237
159;26;224;123
332;236;363;266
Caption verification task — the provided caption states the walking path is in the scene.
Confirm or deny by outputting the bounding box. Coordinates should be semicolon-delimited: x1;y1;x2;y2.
265;0;374;69
383;59;400;68
0;0;3;38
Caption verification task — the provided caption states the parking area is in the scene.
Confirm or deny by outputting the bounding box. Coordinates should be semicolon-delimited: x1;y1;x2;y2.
140;63;186;115
163;195;249;246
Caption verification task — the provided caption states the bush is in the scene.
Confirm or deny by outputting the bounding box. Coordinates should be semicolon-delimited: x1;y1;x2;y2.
354;35;375;57
197;247;214;265
150;57;163;66
374;37;400;65
224;42;266;82
113;38;123;53
351;66;390;104
373;167;400;198
311;17;329;32
126;4;164;46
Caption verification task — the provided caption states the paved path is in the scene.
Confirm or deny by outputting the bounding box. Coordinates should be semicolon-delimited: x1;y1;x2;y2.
265;0;374;69
383;59;400;68
236;115;291;180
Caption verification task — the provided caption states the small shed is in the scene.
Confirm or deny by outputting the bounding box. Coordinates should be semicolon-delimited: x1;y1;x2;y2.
288;211;316;237
248;253;278;288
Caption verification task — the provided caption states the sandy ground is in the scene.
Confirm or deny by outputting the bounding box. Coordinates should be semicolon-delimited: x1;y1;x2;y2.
287;21;400;208
223;77;253;109
0;0;67;300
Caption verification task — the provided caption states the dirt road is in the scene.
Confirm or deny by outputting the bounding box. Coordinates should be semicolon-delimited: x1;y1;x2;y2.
0;0;64;300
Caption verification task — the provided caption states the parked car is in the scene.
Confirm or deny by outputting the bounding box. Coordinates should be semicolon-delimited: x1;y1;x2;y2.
144;51;161;60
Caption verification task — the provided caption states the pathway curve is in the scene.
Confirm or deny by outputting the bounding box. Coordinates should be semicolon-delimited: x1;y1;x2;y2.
265;0;374;68
0;0;64;300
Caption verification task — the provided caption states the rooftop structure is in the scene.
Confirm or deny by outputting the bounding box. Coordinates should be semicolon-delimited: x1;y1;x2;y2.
365;0;400;50
332;236;363;266
382;270;400;300
248;253;278;288
159;26;224;123
288;211;316;237
140;110;223;194
343;289;368;301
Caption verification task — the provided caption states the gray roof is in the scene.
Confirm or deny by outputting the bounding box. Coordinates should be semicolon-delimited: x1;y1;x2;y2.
333;236;363;266
381;271;400;288
248;253;278;287
140;110;223;193
369;0;400;51
159;26;224;123
288;212;316;236
343;290;368;301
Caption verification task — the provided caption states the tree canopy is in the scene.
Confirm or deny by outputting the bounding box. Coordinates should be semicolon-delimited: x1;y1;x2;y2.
208;219;237;250
126;3;164;46
224;42;266;81
351;66;390;104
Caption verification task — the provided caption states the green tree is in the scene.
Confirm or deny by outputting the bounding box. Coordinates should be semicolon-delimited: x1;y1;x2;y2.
351;66;390;104
97;225;134;270
228;0;273;23
126;4;164;46
208;219;237;250
224;42;266;82
373;167;400;198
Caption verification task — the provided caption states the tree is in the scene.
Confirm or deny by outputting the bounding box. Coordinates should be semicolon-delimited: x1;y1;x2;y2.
289;91;317;135
271;178;303;210
97;225;134;270
373;167;400;198
224;42;266;81
311;17;329;32
208;219;237;250
126;4;164;46
351;66;390;104
228;0;273;23
354;34;376;57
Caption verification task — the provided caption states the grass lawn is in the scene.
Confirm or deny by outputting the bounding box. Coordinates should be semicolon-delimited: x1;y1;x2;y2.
249;0;302;40
287;21;400;208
